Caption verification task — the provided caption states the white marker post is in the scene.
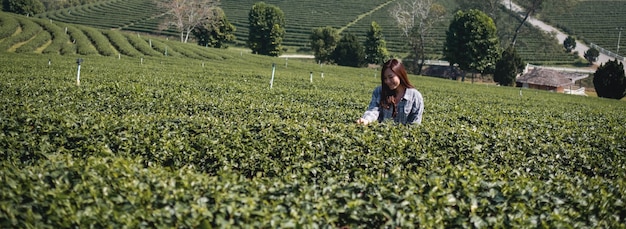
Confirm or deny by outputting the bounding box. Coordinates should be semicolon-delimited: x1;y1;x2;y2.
285;57;288;67
76;58;83;86
270;63;276;89
165;47;168;56
310;71;313;83
48;59;51;66
141;57;144;65
321;71;324;78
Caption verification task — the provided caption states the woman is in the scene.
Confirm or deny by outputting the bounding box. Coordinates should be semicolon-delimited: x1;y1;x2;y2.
357;59;424;125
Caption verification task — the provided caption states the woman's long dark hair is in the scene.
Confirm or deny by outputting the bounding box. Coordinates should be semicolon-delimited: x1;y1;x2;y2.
380;59;414;117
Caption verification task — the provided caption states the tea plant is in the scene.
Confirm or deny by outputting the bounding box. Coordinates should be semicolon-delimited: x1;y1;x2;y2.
0;51;624;227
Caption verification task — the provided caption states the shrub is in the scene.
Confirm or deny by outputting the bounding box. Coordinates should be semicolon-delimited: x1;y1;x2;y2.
593;59;626;99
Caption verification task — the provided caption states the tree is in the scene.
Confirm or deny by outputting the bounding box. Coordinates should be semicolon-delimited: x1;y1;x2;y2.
364;21;389;65
156;0;220;43
593;59;626;99
510;0;578;46
584;47;599;64
443;9;501;81
331;32;365;67
390;0;445;74
310;26;340;64
247;2;285;57
3;0;44;15
563;35;576;53
192;7;235;48
494;46;525;86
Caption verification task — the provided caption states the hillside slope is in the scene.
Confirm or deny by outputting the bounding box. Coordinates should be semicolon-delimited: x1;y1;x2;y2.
30;0;583;65
0;12;239;60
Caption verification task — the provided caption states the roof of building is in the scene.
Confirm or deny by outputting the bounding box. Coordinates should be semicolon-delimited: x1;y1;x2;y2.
516;68;576;87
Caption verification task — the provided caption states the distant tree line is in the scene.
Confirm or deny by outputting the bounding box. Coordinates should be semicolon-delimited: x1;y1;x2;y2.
2;0;44;15
310;21;390;67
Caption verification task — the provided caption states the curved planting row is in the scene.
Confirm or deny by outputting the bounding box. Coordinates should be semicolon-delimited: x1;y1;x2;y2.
1;12;233;61
0;17;42;52
102;30;143;57
77;24;117;56
0;13;19;40
14;26;51;54
122;15;180;38
33;18;73;54
125;33;164;56
62;23;100;55
37;0;163;30
148;38;182;57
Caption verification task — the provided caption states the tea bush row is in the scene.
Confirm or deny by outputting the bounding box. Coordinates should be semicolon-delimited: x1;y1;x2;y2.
102;30;143;57
14;28;50;53
0;13;19;39
62;23;99;55
34;18;72;54
0;17;42;51
1;12;244;61
78;24;116;56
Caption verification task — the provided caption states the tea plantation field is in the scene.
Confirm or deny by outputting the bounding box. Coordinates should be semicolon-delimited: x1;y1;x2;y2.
1;49;625;227
32;0;583;64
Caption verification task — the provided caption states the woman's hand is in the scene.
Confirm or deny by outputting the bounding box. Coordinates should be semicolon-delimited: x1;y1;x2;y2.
356;118;371;125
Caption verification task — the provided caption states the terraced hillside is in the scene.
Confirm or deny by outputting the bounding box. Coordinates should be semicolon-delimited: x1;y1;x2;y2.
31;0;588;65
0;12;236;60
36;0;177;36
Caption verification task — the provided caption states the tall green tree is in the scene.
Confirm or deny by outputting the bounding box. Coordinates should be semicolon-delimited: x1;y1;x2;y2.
364;21;389;65
192;8;235;48
563;35;576;53
3;0;44;15
494;46;525;86
584;47;599;64
390;0;446;74
443;9;500;81
332;32;365;67
247;2;285;57
310;26;340;64
593;59;626;99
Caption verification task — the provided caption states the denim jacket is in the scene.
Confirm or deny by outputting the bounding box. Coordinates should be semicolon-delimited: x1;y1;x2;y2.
361;86;424;124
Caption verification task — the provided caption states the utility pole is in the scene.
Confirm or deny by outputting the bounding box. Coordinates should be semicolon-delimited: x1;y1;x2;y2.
618;27;623;55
